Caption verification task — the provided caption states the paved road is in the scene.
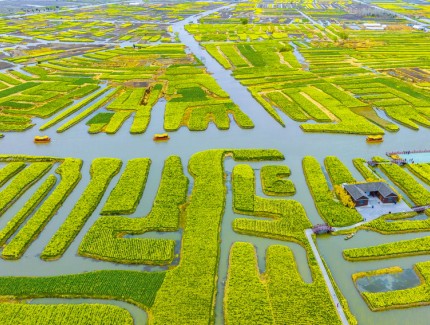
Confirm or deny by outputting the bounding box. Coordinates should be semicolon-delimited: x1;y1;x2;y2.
305;229;349;325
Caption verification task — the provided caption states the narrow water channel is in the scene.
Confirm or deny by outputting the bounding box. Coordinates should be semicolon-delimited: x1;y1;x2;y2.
0;5;430;325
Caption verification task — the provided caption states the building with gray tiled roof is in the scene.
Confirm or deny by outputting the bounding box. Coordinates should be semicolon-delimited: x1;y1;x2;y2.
343;182;399;207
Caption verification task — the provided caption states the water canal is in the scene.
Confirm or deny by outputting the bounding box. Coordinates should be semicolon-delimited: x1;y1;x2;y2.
1;5;430;324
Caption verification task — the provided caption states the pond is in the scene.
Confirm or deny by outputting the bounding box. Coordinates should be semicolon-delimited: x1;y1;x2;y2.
356;268;421;293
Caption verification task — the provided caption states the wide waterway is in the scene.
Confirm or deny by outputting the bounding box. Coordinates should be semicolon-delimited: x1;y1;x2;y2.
1;6;430;325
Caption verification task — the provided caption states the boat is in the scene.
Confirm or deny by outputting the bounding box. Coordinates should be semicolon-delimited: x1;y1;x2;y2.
34;135;51;143
153;133;169;141
366;135;383;143
344;232;355;240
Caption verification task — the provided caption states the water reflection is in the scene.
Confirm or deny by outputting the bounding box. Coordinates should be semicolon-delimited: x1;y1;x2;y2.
356;268;421;293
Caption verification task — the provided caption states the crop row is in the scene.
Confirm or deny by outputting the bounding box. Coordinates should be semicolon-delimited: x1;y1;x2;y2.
303;156;362;227
0;269;165;310
79;156;188;265
265;91;309;122
232;164;255;213
352;158;380;181
103;111;132;134
56;87;121;133
299;86;384;135
224;242;274;324
41;158;122;261
266;245;341;324
0;162;53;216
101;158;151;215
407;163;430;186
260;165;295;196
324;156;356;186
130;84;163;134
39;86;107;131
232;164;310;243
0;303;133;325
343;235;430;261
151;149;285;323
358;211;430;234
150;150;228;323
285;90;331;122
0;175;57;247
162;65;254;131
2;158;82;260
377;159;430;206
0;162;26;187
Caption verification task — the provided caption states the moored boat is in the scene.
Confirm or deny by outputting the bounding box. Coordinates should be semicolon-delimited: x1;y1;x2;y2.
153;133;169;141
34;135;51;143
344;232;355;240
366;135;383;143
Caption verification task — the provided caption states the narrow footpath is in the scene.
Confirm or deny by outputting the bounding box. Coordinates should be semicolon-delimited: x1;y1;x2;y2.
305;229;349;325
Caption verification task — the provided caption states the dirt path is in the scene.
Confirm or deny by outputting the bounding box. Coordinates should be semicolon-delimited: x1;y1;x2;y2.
300;91;340;122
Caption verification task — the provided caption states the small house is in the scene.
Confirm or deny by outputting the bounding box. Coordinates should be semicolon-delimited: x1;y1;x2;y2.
343;182;399;207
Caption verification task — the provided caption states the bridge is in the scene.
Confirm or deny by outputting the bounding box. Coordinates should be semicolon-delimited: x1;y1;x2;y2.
312;224;335;235
412;205;430;213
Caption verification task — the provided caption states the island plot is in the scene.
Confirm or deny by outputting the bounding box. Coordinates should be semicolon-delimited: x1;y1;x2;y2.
1;0;430;323
306;153;430;314
187;2;430;134
0;149;356;324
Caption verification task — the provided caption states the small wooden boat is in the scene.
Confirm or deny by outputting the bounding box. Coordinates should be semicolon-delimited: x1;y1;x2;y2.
34;135;51;143
366;135;383;143
344;232;355;240
153;133;169;141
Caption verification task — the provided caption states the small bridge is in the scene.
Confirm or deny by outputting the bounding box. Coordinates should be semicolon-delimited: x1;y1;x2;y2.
312;224;334;235
367;160;406;167
412;205;430;213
